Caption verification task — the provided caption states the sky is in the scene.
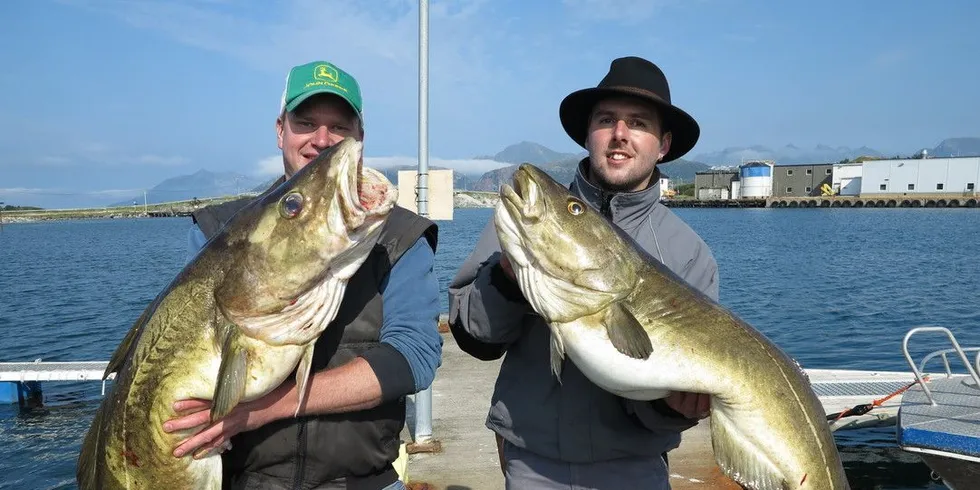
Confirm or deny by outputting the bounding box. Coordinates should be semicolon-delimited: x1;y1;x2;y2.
2;0;979;208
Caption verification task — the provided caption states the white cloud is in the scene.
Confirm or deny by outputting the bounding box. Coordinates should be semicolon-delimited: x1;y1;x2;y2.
366;156;511;174
0;187;51;196
0;187;142;198
252;152;507;178
255;155;284;176
30;142;187;167
62;0;577;159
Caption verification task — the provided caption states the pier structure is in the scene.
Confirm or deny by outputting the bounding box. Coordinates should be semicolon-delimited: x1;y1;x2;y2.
662;195;979;209
766;194;979;208
1;330;928;489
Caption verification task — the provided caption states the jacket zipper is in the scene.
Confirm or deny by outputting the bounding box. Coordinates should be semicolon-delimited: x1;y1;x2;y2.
599;192;614;219
292;419;308;489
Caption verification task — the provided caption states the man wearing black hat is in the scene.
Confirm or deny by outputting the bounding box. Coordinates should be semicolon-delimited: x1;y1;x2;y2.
448;56;719;488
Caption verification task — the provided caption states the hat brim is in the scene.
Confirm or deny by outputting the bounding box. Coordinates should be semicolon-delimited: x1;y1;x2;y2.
284;89;361;120
559;86;700;163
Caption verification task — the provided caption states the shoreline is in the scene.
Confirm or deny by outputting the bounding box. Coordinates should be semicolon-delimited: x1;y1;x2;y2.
6;190;975;226
0;191;501;225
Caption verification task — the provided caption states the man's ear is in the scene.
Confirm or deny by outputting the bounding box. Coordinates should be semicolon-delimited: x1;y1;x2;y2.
276;115;285;150
659;131;672;162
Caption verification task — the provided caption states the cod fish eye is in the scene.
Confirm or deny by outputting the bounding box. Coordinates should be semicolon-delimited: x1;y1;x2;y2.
567;200;585;215
280;192;305;218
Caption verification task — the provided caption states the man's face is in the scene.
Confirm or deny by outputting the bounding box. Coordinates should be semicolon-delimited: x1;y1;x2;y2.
584;95;672;193
277;93;363;177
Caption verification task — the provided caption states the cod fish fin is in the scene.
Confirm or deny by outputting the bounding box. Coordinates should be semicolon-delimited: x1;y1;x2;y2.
211;330;248;423
549;330;565;382
603;303;653;360
293;342;316;417
710;409;788;490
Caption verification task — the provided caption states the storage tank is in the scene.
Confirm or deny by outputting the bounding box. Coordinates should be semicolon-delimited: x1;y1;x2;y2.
740;161;774;198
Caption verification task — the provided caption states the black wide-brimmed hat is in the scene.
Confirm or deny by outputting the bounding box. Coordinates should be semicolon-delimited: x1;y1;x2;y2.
559;56;700;163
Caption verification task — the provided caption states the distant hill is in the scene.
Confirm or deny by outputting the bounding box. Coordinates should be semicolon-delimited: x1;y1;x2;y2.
111;170;267;207
107;136;980;208
690;144;887;166
688;138;980;165
375;165;476;191
929;137;980;157
469;155;710;191
477;141;583;165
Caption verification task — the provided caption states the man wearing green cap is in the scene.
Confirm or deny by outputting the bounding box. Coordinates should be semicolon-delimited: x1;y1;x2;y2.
164;60;443;490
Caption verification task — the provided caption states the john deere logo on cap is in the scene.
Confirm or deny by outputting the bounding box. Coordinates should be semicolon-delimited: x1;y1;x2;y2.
314;64;339;83
283;60;362;115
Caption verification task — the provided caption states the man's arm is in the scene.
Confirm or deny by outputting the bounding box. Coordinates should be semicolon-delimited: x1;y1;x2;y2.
447;218;531;360
364;236;443;397
163;236;442;458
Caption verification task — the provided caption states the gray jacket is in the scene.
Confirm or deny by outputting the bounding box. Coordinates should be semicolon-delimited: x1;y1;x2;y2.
447;159;719;463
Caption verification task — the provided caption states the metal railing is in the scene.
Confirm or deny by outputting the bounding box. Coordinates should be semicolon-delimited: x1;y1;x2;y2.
902;326;980;406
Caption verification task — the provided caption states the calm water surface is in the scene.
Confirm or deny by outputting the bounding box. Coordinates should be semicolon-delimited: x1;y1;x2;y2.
0;207;977;489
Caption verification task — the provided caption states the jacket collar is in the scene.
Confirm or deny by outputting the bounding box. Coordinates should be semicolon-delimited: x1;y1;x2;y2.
570;157;663;229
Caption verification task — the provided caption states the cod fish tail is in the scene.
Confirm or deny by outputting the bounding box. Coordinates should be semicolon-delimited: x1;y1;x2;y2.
710;407;789;490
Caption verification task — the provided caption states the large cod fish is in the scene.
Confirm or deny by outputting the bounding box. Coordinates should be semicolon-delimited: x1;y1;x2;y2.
493;164;849;490
76;137;397;489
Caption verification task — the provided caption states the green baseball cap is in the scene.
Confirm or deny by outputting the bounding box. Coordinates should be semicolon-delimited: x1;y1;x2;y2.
279;61;363;118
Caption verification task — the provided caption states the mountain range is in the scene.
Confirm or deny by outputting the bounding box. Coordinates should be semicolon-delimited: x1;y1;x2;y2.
467;141;712;191
108;137;980;208
111;169;269;207
688;137;980;166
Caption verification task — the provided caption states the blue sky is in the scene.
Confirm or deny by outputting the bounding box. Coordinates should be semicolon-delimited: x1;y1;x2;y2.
2;0;979;208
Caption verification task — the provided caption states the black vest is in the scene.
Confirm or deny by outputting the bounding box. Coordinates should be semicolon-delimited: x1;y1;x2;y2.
191;187;438;490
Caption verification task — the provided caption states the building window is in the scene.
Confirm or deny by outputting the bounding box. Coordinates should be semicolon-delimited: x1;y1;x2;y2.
787;169;793;176
880;184;887;190
786;187;793;193
806;169;812;175
969;183;975;191
805;186;812;193
908;184;915;190
826;168;832;175
937;183;944;190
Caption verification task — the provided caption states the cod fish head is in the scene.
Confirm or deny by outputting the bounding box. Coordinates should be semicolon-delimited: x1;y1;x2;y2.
214;136;397;345
494;164;638;323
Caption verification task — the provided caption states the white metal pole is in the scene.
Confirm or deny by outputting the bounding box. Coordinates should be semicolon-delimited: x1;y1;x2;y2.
417;0;429;218
413;0;434;446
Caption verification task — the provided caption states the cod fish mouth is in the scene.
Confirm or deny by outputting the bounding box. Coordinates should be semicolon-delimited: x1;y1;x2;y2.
232;144;397;346
338;143;395;229
500;169;544;224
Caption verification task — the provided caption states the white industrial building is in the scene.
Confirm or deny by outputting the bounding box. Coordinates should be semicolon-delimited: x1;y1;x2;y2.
832;163;863;196
739;161;774;199
658;174;670;199
860;157;980;196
